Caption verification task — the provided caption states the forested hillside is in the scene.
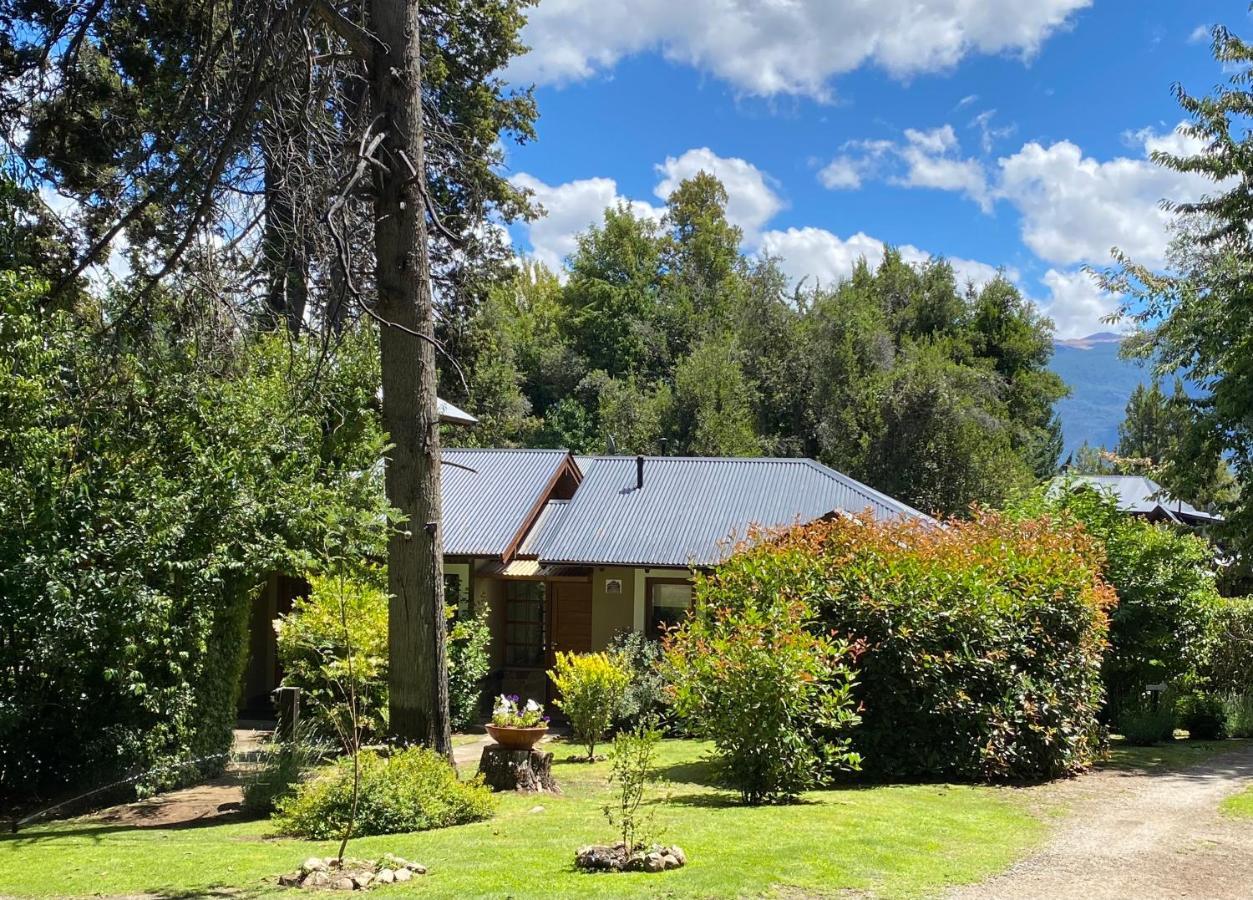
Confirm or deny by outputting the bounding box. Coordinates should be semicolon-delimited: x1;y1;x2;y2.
438;173;1068;517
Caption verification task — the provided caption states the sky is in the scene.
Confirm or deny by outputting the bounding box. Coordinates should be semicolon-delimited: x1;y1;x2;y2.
497;0;1241;338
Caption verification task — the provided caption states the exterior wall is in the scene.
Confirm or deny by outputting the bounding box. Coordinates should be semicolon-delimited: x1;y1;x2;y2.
590;566;637;649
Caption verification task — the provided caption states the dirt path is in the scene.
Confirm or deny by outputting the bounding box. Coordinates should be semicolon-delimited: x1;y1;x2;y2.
949;743;1253;899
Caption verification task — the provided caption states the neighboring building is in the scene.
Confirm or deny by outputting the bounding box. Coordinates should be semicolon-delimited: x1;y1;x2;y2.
242;448;929;710
1055;474;1224;527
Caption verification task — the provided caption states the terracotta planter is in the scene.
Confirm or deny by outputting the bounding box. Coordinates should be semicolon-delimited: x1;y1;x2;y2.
486;723;548;750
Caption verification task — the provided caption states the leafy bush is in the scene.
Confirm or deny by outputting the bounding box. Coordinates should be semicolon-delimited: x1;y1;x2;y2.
1178;691;1227;741
549;651;631;760
448;611;491;729
241;727;329;815
704;511;1113;782
1009;483;1222;711
273;746;495;838
1223;692;1253;739
0;273;386;801
607;630;672;730
277;574;492;745
1200;597;1253;695
665;594;861;804
1116;690;1177;745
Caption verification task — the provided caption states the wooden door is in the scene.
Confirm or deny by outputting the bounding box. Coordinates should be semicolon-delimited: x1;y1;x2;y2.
546;581;593;703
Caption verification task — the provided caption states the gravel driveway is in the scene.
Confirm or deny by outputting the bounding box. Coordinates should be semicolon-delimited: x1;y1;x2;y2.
949;743;1253;899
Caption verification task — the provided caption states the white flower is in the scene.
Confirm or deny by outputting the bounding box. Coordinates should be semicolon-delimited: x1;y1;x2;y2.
525;698;541;713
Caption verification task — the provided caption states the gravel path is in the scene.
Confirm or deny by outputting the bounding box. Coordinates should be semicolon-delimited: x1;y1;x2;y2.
949;743;1253;899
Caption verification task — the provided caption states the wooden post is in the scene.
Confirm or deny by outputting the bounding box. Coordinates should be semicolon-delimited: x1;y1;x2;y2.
273;685;301;743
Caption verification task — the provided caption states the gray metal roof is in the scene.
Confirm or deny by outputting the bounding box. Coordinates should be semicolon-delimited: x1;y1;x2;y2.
441;449;571;557
1059;475;1222;524
516;499;570;558
534;455;930;568
438;398;478;426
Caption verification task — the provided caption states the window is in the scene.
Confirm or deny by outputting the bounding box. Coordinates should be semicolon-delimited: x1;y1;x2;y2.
646;580;692;638
505;581;545;667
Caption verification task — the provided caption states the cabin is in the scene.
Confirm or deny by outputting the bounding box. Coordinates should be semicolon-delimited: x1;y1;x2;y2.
1055;474;1223;527
241;446;930;713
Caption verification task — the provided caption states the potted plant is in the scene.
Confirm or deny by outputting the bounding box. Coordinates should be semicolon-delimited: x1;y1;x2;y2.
486;695;549;750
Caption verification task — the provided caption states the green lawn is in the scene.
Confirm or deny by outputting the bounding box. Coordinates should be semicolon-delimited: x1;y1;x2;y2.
1221;785;1253;819
0;739;1042;899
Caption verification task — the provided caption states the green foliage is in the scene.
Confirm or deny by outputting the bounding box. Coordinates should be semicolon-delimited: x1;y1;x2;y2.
448;611;491;729
703;512;1113;782
1177;691;1227;741
604;722;662;852
276;569;390;744
1222;692;1253;739
1115;690;1177;746
1096;21;1253;573
455;182;1065;515
1197;597;1253;695
1009;482;1223;709
664;592;861;804
277;573;491;744
548;651;631;759
607;631;673;729
273;746;495;839
242;728;330;815
0;273;385;801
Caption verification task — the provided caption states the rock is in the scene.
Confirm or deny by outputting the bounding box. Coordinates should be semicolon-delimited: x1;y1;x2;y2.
333;875;356;890
408;863;427;875
304;870;332;887
353;873;374;889
376;869;395;885
644;851;665;873
661;853;680;870
393;868;412;883
302;856;327;874
278;873;301;887
670;845;687;866
529;805;545;813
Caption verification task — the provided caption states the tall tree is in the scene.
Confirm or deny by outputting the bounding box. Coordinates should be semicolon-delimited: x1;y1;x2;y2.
1099;21;1253;564
1;0;537;755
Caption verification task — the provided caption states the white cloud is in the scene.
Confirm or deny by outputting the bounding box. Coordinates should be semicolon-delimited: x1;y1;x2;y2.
652;148;783;243
969;109;1016;153
758;226;1009;291
510;0;1090;98
510;173;662;273
1038;268;1120;339
817;156;867;190
956;93;980;110
1188;25;1211;45
996;124;1213;267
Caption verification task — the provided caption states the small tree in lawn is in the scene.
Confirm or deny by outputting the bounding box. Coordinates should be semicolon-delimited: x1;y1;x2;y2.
548;651;631;760
605;721;661;853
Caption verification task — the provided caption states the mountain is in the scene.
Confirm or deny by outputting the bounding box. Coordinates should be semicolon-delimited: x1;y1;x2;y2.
1048;333;1155;457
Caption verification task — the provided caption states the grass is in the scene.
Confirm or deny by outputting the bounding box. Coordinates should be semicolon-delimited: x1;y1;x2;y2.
0;739;1042;899
1221;785;1253;819
1100;736;1253;772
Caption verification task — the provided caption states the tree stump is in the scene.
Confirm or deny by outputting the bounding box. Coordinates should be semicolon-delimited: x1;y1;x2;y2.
477;744;560;793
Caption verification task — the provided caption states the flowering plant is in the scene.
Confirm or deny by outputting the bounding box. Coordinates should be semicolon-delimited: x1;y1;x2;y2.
491;694;548;728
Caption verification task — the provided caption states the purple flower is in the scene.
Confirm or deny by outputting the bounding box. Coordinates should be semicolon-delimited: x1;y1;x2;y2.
541;715;551;723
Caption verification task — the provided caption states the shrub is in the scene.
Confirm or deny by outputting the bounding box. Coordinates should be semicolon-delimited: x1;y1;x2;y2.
607;630;673;730
1116;690;1177;745
241;727;329;815
705;511;1113;782
1223;692;1253;739
1178;691;1227;741
1201;597;1253;695
548;651;631;760
665;594;861;804
448;611;491;729
273;746;495;838
277;573;491;744
1009;484;1223;711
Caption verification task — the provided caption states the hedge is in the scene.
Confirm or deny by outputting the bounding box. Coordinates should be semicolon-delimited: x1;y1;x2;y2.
701;511;1114;782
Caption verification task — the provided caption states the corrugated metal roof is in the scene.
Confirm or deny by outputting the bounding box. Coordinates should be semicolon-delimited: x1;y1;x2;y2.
534;455;931;568
441;449;571;557
438;398;477;426
516;499;570;558
1059;475;1222;524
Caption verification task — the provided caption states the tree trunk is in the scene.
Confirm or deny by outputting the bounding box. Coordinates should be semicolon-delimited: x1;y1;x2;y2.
369;0;452;757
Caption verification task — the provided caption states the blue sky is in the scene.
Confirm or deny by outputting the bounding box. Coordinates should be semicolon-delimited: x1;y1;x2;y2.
499;0;1239;337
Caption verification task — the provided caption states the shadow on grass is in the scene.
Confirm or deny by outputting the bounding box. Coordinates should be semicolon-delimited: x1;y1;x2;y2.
1;808;259;845
655;758;720;788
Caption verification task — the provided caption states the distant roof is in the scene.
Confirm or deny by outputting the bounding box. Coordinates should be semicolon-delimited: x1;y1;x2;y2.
1059;475;1223;525
437;398;477;426
534;455;931;568
441;449;574;557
